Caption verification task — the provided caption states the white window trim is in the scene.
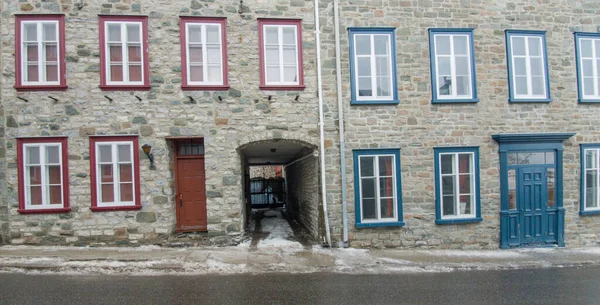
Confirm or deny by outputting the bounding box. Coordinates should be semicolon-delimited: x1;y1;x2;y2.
262;24;300;86
185;22;224;86
433;33;473;100
22;143;64;210
358;154;398;223
104;21;144;86
95;141;136;207
20;20;60;86
578;37;600;100
510;35;547;99
583;148;600;211
353;33;394;101
438;152;476;219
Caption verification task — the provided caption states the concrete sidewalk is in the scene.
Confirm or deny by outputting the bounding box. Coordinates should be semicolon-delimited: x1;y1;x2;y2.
1;244;600;275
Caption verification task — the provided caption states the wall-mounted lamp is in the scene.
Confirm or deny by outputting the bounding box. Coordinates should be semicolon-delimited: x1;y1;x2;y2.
142;144;156;170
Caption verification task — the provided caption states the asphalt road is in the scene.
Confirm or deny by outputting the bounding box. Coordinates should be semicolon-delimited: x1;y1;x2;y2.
2;266;600;305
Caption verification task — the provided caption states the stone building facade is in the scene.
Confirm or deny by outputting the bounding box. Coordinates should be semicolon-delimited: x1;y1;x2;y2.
1;0;600;249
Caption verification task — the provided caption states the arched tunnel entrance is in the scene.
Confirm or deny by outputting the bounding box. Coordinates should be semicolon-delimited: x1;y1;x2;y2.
238;139;320;249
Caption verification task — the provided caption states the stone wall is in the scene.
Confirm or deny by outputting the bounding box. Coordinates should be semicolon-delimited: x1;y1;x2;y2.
1;0;321;246
0;103;8;245
317;0;600;248
285;154;320;239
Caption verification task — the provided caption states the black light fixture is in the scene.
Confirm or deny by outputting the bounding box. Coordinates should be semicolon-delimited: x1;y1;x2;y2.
142;144;156;170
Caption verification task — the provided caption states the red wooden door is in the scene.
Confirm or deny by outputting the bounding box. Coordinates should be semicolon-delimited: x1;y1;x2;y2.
176;157;207;231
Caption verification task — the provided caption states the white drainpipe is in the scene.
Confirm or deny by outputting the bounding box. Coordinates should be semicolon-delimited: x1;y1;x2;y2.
333;0;349;248
314;0;332;247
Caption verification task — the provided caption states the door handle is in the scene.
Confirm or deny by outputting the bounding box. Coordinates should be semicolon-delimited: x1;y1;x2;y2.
179;194;183;207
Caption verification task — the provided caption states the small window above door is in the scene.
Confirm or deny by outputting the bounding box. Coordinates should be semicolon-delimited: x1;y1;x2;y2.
176;139;205;156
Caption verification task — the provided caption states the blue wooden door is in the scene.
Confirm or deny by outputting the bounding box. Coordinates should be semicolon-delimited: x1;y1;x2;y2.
518;167;547;244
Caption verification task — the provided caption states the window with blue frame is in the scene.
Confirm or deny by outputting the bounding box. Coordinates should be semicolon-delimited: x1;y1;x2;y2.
348;28;398;105
353;149;404;227
574;33;600;103
434;147;482;224
428;29;478;103
580;144;600;215
505;30;551;102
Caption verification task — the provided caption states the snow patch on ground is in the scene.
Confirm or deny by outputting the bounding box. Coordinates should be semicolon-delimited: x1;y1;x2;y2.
421;250;524;258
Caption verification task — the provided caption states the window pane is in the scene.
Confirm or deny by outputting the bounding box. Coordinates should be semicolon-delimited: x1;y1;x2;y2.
377;76;390;97
458;154;471;173
440;154;453;174
110;65;123;82
547;168;555;208
518;152;544;165
100;164;113;182
282;27;295;45
528;37;541;56
438;76;451;96
437;56;451;75
508;153;518;165
189;46;203;63
355;35;371;55
581;39;593;57
43;23;57;41
283;67;297;82
442;195;455;216
584;78;594;96
376;57;390;76
206;25;220;44
265;46;279;64
362;198;376;220
531;76;545;95
49;185;62;204
129;65;142;82
101;184;114;203
24;24;37;41
530;58;544;76
46;146;60;164
515;76;528;95
188;25;201;43
459;174;471;194
46;64;58;82
358;77;372;96
120;183;133;201
27;64;39;82
373;35;389;55
513;58;527;76
127;24;140;42
380;198;394;218
361;178;376;198
282;47;296;65
456;57;469;76
26;147;40;164
545;152;555;164
453;35;468;55
190;65;203;82
108;24;121;41
442;176;455;195
207;66;221;82
511;36;526;56
379;177;393;197
456;76;470;96
586;170;598;208
360;156;374;177
109;45;122;62
48;165;61;184
266;67;280;82
29;186;43;205
586;150;598;169
128;46;142;62
117;144;130;162
508;169;516;210
26;44;38;61
265;27;278;44
435;35;451;55
459;195;472;215
357;58;371;77
595;40;600;57
207;45;221;64
29;166;42;184
45;44;58;61
581;59;594;77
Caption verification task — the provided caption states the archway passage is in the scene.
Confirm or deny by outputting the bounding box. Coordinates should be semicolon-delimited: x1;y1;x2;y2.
238;139;320;249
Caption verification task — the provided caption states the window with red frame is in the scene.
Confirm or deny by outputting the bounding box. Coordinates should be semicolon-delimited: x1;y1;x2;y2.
89;136;141;211
258;19;305;90
17;137;70;214
15;15;67;91
180;17;229;90
99;16;150;90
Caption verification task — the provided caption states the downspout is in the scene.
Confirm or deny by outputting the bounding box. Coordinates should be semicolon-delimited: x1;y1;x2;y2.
333;0;349;248
314;0;332;247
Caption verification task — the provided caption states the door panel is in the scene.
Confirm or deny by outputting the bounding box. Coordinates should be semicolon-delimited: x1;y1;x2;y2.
176;158;207;231
518;167;548;244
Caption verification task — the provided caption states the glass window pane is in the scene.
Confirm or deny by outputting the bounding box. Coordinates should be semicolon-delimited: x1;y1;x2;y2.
108;24;121;41
528;37;541;56
380;198;394;218
458;154;471;173
48;165;61;184
584;78;594;96
27;64;39;82
26;147;40;164
586;170;598;208
355;35;371;55
282;47;296;65
24;24;37;41
361;178;376;198
513;58;527;76
282;27;295;45
128;46;142;63
442;195;455;216
376;57;390;77
580;39;593;57
379;177;394;198
362;198;376;220
49;185;62;204
26;44;38;62
511;36;526;56
435;35;451;55
43;23;57;41
357;58;371;77
441;154;453;174
265;27;278;44
110;65;123;82
459;195;472;215
459;174;471;194
29;166;42;185
117;144;131;162
266;67;280;83
100;164;113;182
508;153;518;165
438;76;451;96
46;146;59;164
456;76;470;96
120;183;133;201
453;35;468;55
530;58;544;76
127;24;140;42
442;176;455;195
129;65;142;81
437;56;451;76
190;66;203;82
455;57;470;76
547;168;555;208
45;44;58;62
207;45;221;64
101;184;114;203
358;77;372;97
189;46;203;63
515;76;528;95
586;150;598;169
109;45;122;62
265;46;279;64
595;40;600;57
29;186;43;205
545;152;555;164
360;156;374;177
531;76;545;95
188;25;201;43
582;59;594;77
377;76;390;97
373;35;389;55
508;169;516;210
206;25;220;44
283;67;297;82
208;66;221;82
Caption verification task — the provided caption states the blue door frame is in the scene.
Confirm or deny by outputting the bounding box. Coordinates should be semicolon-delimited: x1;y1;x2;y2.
493;133;575;249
